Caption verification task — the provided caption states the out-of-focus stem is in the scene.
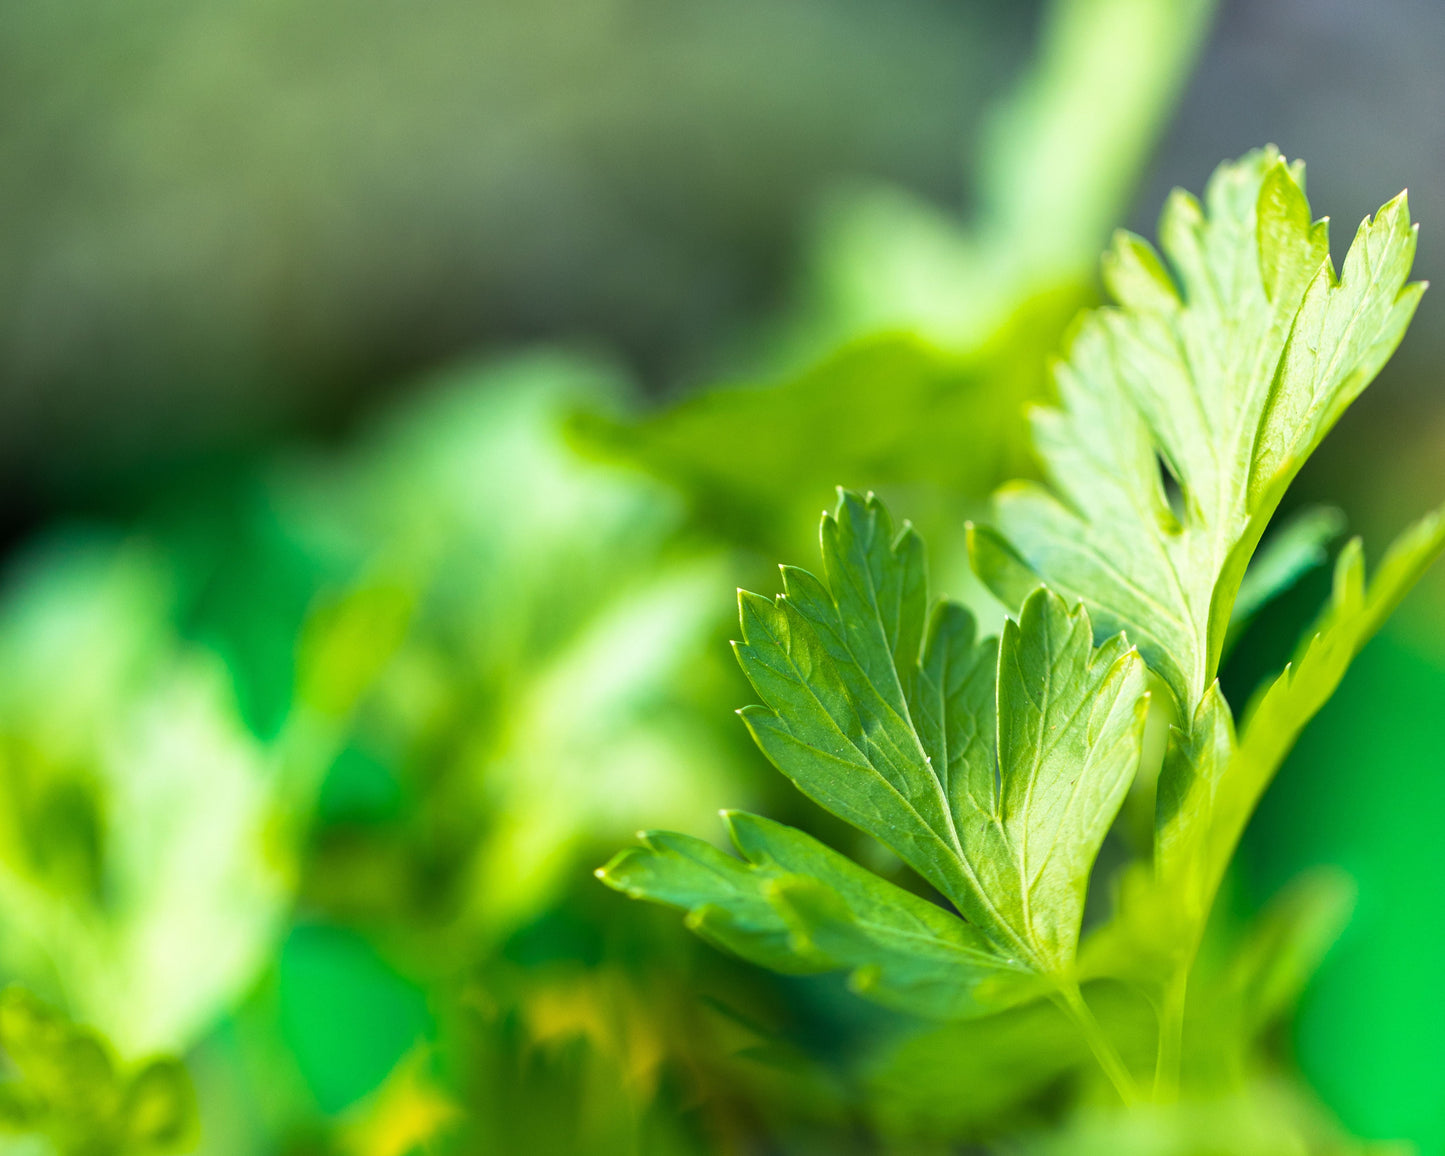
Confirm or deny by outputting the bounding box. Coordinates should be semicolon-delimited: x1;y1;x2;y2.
1153;967;1188;1102
1057;983;1140;1106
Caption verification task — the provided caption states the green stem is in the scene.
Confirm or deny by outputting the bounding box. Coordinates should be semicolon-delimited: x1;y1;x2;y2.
1153;967;1187;1103
1057;983;1139;1106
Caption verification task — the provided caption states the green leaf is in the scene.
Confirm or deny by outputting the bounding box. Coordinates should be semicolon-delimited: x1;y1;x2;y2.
1222;868;1355;1037
1156;504;1445;935
982;147;1423;720
787;0;1215;355
570;322;1058;555
865;983;1154;1142
603;490;1148;1028
0;540;289;1057
727;492;1145;979
283;355;747;938
964;522;1046;615
598;811;1036;1020
735;492;1148;975
993;590;1151;969
1088;504;1445;979
1228;504;1346;646
597;824;828;977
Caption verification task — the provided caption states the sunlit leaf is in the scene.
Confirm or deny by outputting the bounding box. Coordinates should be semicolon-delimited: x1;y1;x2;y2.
605;492;1148;1017
981;148;1422;719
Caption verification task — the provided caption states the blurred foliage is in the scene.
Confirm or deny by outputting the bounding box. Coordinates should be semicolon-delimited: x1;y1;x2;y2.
274;354;748;925
0;536;287;1058
0;346;772;1150
0;987;197;1155
0;0;1443;1152
576;0;1212;567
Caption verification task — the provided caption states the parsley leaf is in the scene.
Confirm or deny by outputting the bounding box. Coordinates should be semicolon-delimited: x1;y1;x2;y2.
972;152;1441;1094
599;812;1036;1021
1078;502;1445;1037
974;147;1423;719
1156;505;1445;942
602;491;1149;1013
601;149;1444;1119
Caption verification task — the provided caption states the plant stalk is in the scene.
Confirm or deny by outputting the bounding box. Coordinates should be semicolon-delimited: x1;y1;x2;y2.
1057;983;1140;1106
1153;966;1188;1102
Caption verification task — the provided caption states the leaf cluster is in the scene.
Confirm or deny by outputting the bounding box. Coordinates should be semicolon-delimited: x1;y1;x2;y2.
601;148;1445;1123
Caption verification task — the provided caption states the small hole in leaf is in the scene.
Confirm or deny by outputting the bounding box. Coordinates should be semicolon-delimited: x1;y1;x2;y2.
1155;451;1187;527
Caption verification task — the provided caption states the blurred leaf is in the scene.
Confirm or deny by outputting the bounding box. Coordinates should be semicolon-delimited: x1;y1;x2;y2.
576;0;1217;556
455;961;721;1156
866;984;1154;1143
0;986;196;1155
867;999;1083;1142
1021;1077;1398;1156
793;0;1215;353
279;924;432;1116
281;354;748;937
340;1051;460;1156
1229;506;1347;648
574;298;1073;555
1139;866;1356;1107
1223;868;1355;1039
295;580;417;725
0;539;288;1055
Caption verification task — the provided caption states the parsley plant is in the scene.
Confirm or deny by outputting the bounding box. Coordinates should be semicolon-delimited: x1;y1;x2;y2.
600;149;1445;1108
